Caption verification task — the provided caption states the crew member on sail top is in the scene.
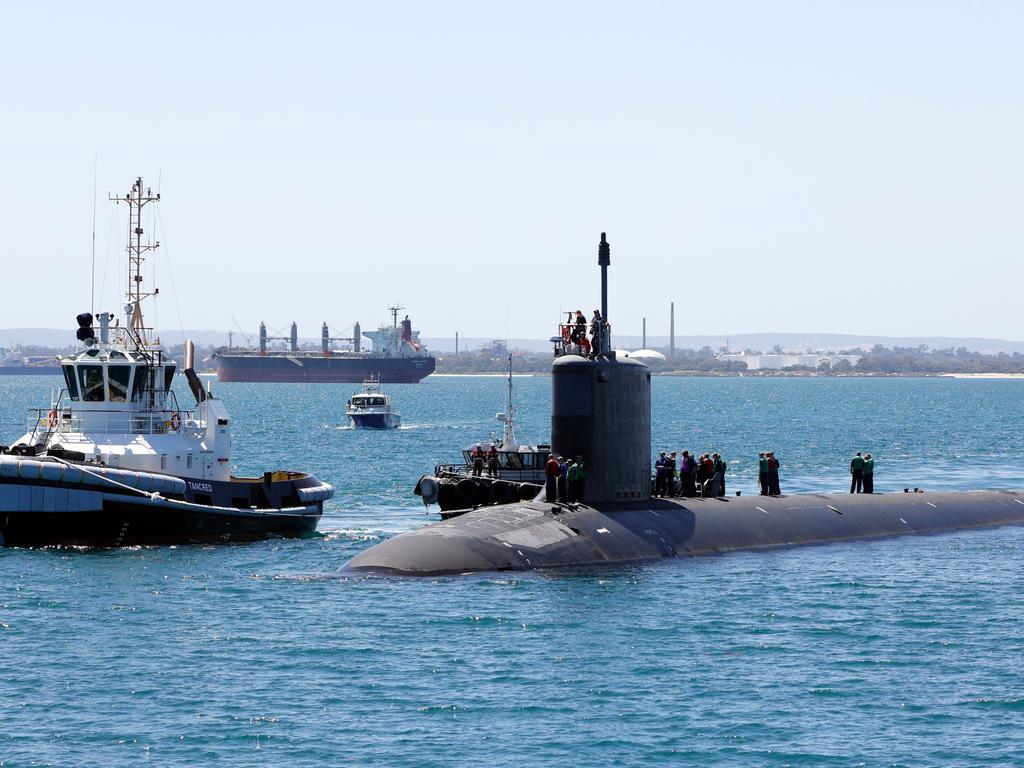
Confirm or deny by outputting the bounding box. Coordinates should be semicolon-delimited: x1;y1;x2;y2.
850;451;865;494
574;310;587;348
758;452;770;496
544;454;560;502
863;453;875;494
590;310;603;358
471;443;485;477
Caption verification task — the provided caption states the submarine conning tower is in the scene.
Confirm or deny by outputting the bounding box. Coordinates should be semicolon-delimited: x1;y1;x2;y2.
551;233;651;503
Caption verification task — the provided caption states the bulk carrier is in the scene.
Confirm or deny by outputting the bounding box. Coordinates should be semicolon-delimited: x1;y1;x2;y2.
214;307;435;383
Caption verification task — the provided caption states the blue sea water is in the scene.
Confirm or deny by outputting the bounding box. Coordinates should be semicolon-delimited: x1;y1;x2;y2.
3;374;1024;767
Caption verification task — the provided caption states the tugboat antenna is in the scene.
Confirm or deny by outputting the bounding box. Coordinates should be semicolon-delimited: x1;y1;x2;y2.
110;177;160;347
91;156;97;316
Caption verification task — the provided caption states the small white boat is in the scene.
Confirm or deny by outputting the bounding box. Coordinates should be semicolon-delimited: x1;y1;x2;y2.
346;377;401;429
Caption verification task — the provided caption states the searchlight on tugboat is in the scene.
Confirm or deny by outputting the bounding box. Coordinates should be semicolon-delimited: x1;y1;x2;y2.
0;177;333;547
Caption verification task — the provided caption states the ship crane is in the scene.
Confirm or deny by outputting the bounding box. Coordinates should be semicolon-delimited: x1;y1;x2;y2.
259;322;299;354
321;322;362;355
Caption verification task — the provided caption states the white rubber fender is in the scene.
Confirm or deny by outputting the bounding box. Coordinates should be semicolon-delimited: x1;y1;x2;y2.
420;476;439;506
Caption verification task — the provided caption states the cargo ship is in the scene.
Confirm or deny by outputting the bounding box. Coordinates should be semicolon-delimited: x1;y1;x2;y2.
214;307;435;383
0;349;62;376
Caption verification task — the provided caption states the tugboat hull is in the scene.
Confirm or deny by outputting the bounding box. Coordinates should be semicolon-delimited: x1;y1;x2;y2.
0;456;330;547
0;501;320;547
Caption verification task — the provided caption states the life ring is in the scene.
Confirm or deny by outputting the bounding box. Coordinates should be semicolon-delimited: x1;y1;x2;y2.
561;325;570;342
170;412;181;431
47;410;58;429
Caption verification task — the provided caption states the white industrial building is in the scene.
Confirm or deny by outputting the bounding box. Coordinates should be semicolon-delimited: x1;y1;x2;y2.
717;353;861;371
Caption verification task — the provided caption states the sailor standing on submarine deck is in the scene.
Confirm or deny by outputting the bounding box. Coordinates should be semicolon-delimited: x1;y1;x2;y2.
850;451;865;493
655;451;669;497
758;452;769;496
712;453;727;497
557;455;569;501
544;454;560;502
863;453;875;494
767;452;781;496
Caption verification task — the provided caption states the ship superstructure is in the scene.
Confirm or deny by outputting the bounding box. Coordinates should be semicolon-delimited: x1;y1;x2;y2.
0;177;332;547
214;306;435;383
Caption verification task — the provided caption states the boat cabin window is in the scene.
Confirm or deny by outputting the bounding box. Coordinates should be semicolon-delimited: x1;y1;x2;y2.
108;366;132;402
131;367;147;402
503;452;523;469
354;396;385;406
163;365;176;392
78;365;105;402
62;364;80;401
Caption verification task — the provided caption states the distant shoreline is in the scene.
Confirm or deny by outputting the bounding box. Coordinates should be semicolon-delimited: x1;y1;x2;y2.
429;368;1024;379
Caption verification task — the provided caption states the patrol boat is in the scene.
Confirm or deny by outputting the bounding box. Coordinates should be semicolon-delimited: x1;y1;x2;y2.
414;355;548;515
346;376;401;429
0;177;333;547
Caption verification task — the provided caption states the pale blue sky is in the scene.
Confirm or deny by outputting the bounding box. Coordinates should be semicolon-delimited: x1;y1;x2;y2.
1;1;1021;342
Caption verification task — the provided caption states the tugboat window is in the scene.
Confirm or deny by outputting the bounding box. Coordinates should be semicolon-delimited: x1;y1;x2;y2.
62;365;80;401
108;366;132;402
163;365;176;392
131;367;147;402
78;365;105;402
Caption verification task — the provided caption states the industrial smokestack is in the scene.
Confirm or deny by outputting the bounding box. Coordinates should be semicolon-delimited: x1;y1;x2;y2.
670;302;675;361
642;317;646;349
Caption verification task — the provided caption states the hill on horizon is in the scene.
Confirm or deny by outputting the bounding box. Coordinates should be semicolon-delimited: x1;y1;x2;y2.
4;328;1024;355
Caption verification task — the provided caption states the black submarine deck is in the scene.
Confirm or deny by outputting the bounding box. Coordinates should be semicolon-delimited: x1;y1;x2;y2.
345;489;1024;576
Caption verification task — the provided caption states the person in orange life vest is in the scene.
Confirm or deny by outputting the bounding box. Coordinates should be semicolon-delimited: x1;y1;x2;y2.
470;443;485;477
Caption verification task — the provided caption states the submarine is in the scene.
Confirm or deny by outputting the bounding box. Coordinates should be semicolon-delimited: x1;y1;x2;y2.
345;234;1024;576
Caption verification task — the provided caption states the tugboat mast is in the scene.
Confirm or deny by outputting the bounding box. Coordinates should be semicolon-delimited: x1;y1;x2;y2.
110;177;160;346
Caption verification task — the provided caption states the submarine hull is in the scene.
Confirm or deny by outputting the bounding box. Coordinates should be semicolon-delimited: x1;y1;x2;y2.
344;490;1024;576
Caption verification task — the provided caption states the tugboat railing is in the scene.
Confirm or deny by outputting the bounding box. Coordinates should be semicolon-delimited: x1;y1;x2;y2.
27;408;199;438
433;462;546;484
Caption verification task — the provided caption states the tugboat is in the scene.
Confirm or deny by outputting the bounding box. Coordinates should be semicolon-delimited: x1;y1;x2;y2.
0;177;333;547
345;376;401;429
414;355;548;517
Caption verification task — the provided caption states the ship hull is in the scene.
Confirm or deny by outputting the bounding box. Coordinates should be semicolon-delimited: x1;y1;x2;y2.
0;367;62;376
216;355;435;383
0;503;319;547
0;455;330;547
349;413;400;429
